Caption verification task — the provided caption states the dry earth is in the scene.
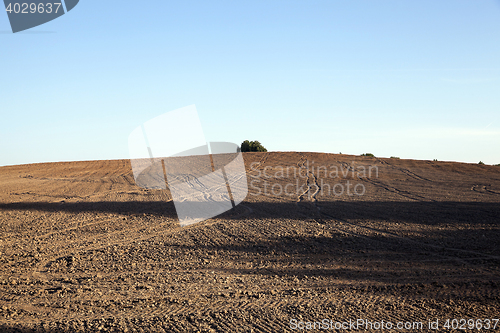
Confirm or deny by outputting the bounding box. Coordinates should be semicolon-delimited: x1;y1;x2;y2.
0;152;499;332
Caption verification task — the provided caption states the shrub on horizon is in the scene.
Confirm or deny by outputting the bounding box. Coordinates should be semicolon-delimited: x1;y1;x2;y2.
390;156;400;159
478;161;485;165
361;153;375;157
241;140;267;152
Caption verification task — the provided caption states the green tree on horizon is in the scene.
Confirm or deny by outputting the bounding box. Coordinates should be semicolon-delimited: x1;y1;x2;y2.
241;140;267;152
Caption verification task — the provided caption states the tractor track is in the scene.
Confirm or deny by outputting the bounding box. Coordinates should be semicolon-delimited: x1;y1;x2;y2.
377;158;436;183
291;159;500;278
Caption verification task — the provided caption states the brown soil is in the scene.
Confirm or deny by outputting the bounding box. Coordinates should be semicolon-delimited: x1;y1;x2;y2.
0;152;499;332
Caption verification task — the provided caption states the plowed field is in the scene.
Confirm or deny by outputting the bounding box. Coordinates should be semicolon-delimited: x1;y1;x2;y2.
1;152;499;332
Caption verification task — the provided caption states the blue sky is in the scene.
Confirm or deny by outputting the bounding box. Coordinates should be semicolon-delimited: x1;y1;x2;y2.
1;0;499;166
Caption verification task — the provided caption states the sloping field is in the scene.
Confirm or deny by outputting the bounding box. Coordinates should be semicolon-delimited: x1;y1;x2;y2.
0;152;499;332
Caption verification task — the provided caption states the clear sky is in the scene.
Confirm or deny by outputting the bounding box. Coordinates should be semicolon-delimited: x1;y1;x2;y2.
1;0;499;166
